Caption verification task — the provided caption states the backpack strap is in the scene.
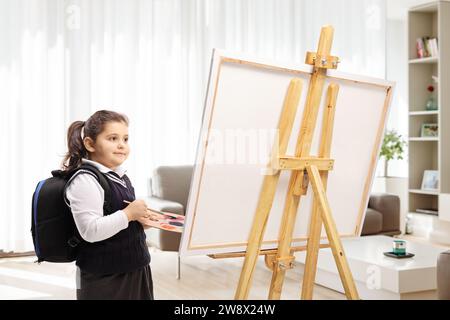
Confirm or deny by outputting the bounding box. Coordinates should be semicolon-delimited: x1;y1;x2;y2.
64;163;113;215
63;163;114;248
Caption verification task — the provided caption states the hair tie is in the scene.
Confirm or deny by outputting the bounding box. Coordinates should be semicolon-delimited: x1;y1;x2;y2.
80;121;86;140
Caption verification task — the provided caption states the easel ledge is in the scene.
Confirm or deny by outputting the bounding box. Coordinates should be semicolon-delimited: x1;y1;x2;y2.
208;243;330;259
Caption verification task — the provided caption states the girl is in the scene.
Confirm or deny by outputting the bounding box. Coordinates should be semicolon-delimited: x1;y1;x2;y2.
63;110;154;300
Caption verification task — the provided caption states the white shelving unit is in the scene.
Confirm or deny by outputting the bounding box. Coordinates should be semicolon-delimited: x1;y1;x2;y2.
408;1;450;222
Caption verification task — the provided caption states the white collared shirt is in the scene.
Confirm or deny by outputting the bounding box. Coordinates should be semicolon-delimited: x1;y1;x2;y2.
65;159;129;243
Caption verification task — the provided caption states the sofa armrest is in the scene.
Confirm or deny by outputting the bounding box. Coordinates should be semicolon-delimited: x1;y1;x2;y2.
146;196;185;215
437;250;450;300
368;193;400;232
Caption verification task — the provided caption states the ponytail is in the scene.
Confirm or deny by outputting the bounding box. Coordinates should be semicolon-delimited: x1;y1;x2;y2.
62;120;87;171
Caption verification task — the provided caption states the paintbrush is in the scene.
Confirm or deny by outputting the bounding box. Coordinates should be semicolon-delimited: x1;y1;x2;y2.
122;200;185;220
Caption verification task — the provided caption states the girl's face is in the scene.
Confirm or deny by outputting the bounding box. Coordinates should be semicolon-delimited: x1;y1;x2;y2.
84;121;130;170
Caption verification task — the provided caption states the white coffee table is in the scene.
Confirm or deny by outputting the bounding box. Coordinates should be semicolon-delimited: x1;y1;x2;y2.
295;235;447;300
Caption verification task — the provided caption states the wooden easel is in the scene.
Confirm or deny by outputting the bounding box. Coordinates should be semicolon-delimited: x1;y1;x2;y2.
233;25;359;300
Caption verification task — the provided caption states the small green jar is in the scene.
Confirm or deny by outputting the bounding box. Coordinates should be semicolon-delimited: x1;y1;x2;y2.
393;240;406;255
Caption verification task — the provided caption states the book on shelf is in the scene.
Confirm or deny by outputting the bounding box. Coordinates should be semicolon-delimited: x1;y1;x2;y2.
415;208;438;215
416;37;426;58
416;37;439;58
430;37;438;57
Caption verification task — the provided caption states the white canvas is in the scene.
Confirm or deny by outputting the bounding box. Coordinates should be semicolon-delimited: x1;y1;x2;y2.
180;49;394;256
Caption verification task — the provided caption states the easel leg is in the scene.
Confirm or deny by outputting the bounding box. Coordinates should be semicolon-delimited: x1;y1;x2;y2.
176;255;181;280
306;165;360;300
235;174;282;299
235;79;303;300
264;254;276;271
301;201;323;299
301;84;339;299
267;190;300;300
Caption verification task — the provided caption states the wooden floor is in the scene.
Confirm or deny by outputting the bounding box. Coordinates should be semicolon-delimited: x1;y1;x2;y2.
0;248;344;300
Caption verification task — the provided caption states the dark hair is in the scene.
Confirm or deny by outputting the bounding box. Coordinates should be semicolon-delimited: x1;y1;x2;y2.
62;110;129;171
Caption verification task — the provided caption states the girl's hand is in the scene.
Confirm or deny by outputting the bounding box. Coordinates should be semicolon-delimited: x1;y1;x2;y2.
123;199;149;222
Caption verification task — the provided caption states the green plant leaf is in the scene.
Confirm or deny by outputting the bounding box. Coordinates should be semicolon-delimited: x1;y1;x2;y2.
380;129;407;163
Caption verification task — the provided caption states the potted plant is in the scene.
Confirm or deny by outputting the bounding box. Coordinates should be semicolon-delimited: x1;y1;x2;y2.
380;129;407;178
379;129;408;233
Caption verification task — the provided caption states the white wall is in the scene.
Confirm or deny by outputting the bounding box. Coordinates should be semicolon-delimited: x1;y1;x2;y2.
385;19;408;177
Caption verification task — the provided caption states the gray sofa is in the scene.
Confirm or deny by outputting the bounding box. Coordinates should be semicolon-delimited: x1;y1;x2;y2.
361;193;401;236
437;250;450;299
145;165;192;252
146;166;401;251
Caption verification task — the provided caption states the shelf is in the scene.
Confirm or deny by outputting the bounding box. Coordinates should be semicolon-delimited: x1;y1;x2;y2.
409;189;439;195
409;137;439;141
409;2;438;13
409;110;439;116
409;210;439;217
409;57;438;64
415;208;439;216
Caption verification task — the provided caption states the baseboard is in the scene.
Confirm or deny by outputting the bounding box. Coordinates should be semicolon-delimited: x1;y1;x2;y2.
0;251;35;258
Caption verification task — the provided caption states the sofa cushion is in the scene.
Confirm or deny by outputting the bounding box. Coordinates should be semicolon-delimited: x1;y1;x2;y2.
361;208;383;236
152;165;193;208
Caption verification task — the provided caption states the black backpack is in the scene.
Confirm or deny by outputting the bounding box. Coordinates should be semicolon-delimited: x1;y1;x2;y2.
31;163;112;263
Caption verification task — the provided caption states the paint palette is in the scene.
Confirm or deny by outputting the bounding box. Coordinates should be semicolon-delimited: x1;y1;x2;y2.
141;209;185;233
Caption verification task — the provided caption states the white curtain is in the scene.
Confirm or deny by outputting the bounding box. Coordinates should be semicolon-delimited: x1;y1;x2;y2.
0;0;386;252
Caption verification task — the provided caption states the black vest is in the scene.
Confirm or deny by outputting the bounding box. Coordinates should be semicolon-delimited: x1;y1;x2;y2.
75;172;151;275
